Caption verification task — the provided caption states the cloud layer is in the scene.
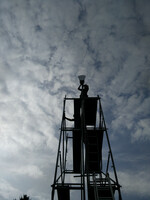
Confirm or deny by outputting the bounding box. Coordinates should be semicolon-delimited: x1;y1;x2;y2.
0;0;150;200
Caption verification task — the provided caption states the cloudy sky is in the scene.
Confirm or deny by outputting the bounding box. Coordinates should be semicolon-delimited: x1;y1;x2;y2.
0;0;150;199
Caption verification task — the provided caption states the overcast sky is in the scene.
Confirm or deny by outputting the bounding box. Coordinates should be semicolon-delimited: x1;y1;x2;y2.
0;0;150;200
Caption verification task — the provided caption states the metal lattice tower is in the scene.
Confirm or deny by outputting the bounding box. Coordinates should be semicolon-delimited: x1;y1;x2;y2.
51;76;122;200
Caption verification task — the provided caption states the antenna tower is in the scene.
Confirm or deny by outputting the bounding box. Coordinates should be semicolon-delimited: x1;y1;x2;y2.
51;76;122;200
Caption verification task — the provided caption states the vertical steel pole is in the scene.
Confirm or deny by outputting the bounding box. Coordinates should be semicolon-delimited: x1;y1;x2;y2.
99;99;122;200
80;96;86;200
51;98;66;200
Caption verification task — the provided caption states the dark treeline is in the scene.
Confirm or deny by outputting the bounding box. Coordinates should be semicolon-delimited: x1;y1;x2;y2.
13;194;31;200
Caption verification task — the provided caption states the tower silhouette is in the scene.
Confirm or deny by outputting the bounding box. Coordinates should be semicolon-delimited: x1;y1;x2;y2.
51;76;122;200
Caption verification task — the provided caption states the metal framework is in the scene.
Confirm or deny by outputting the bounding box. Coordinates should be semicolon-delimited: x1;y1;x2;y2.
51;95;122;200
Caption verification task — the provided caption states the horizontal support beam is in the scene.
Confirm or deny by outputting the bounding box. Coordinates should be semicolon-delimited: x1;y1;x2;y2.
64;97;100;100
60;127;106;131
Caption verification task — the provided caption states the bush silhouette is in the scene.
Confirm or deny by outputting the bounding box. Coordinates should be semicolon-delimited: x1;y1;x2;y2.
19;195;31;200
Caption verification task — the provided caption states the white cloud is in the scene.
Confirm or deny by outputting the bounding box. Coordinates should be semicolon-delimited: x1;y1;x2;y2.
110;93;150;141
0;0;150;200
11;165;43;179
0;179;20;200
132;118;150;141
118;170;150;198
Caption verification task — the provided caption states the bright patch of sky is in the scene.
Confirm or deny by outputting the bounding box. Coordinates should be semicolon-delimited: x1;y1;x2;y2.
0;0;150;200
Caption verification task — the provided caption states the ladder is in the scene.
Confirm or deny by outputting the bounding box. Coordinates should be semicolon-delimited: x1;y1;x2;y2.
95;173;115;200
